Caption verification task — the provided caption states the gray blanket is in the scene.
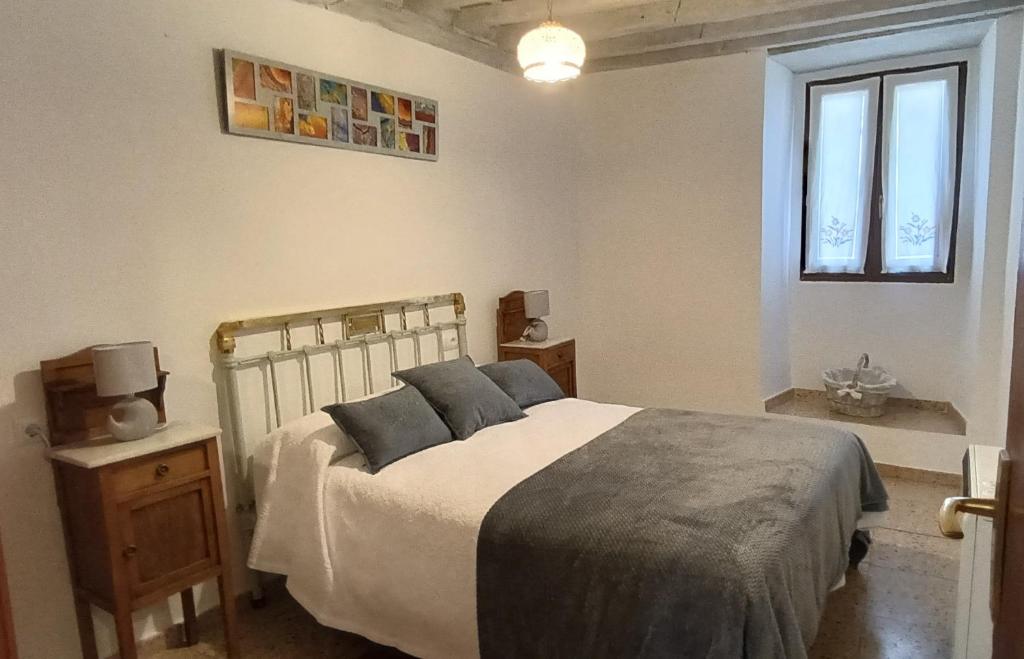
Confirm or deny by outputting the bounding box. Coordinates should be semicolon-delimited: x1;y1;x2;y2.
476;409;888;659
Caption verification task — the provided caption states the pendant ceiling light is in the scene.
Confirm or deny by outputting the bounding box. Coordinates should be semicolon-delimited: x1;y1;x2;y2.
516;0;585;83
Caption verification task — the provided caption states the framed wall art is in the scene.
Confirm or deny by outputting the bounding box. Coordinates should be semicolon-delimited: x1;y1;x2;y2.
222;49;438;161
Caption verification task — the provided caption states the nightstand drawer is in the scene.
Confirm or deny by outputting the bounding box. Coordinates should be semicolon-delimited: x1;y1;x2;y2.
111;444;209;497
546;342;575;368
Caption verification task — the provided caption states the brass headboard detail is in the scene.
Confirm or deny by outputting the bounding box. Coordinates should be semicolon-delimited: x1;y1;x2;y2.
216;292;465;354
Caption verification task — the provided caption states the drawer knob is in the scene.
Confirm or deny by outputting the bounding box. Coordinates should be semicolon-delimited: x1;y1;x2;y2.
155;463;170;477
123;544;137;558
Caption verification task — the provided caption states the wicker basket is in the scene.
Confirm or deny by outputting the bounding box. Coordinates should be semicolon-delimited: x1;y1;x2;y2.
822;355;897;418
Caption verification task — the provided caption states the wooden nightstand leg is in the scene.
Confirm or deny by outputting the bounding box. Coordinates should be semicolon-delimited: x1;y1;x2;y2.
217;573;239;657
180;588;198;646
72;595;98;659
112;603;137;659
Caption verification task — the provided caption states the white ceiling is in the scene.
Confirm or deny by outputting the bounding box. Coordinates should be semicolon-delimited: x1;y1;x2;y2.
297;0;1022;74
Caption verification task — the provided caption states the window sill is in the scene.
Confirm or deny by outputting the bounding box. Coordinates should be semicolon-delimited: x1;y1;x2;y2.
765;388;966;436
800;272;954;283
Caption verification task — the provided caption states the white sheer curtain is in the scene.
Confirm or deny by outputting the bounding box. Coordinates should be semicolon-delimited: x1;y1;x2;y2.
804;78;879;274
881;66;959;274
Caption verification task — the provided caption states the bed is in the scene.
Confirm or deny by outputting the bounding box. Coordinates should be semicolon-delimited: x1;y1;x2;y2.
214;293;888;659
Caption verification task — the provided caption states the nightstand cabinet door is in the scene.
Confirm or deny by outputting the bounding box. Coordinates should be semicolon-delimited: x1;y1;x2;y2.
547;361;575;398
118;478;219;602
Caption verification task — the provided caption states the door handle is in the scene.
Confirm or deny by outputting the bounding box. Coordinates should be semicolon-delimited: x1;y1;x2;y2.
938;450;1011;621
938;496;996;538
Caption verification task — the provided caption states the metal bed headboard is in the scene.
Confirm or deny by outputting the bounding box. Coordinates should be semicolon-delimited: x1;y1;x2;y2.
214;293;467;514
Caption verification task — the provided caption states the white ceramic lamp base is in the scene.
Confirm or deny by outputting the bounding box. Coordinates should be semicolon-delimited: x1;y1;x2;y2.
523;319;549;342
107;395;159;442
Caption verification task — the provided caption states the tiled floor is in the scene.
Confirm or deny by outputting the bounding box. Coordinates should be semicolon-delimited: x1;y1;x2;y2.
807;477;962;659
142;476;961;659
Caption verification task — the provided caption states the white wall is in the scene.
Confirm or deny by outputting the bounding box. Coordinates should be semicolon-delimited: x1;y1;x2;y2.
964;13;1024;445
761;59;795;400
571;52;767;415
0;1;580;657
785;50;979;405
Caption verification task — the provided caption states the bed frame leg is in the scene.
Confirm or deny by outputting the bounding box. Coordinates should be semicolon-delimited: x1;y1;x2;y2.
848;529;872;569
248;570;267;609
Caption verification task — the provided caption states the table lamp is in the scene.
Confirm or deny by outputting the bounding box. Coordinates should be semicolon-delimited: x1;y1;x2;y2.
522;290;550;342
93;341;159;442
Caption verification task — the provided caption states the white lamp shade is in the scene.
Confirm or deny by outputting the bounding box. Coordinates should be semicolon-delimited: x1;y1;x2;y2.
93;341;158;397
517;21;586;83
524;290;550;319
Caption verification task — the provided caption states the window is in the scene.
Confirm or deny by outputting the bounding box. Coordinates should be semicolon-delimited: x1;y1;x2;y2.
801;62;966;282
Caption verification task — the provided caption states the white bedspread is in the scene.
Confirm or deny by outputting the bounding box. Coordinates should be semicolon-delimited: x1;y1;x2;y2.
248;397;640;659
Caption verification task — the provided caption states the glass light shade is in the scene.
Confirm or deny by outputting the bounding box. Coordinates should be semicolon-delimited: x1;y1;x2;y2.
517;21;586;83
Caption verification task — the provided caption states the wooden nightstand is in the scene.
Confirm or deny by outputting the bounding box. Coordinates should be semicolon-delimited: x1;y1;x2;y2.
50;423;238;659
498;338;577;397
496;290;577;397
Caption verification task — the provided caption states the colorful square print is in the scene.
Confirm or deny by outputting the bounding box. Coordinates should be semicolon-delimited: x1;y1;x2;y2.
223;52;437;160
297;73;316;112
232;59;256;100
299;113;328;139
320;79;347;105
371;91;395;115
397;98;413;129
273;97;294;134
414;100;436;123
259;65;292;93
423;125;436;155
331;106;349;143
379;117;395;149
398;132;420;153
234;102;269;130
352;87;368;121
352;122;377;147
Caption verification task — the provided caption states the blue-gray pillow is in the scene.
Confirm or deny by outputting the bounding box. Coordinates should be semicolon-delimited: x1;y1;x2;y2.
478;359;566;409
393;355;526;440
321;386;452;474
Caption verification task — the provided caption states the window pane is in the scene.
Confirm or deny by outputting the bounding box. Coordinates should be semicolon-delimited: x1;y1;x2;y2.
817;91;868;261
882;67;958;274
805;79;878;274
